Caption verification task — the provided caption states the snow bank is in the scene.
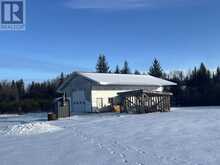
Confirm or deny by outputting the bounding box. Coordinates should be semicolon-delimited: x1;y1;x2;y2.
0;114;20;118
2;122;62;136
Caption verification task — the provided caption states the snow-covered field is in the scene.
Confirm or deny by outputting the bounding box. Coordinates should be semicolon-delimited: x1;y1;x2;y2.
1;107;220;165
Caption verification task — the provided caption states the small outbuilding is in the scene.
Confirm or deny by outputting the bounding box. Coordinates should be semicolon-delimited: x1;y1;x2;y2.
52;95;71;118
57;72;176;114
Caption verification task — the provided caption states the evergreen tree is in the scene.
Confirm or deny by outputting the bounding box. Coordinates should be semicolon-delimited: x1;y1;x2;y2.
148;58;163;78
197;63;211;85
11;80;19;101
134;70;141;75
214;67;220;83
16;79;25;100
188;67;198;86
115;65;120;74
96;54;110;73
121;61;131;74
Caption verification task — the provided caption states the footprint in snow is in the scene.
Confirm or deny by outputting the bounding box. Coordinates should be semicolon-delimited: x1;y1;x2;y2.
122;159;128;163
136;163;144;165
138;150;145;154
120;153;126;158
107;148;115;155
119;153;128;163
110;150;115;154
97;143;103;149
134;148;145;154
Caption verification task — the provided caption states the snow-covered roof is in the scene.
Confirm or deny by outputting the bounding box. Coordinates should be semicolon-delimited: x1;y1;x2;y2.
58;72;176;92
78;72;176;86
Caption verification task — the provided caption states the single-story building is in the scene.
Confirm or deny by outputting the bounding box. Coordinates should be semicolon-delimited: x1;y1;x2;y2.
57;72;176;114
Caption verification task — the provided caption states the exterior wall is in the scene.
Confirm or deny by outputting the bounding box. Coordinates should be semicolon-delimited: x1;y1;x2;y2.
62;75;93;113
91;90;126;112
91;85;162;112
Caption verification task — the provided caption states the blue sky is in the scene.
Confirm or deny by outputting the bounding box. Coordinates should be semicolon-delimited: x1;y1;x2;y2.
0;0;220;82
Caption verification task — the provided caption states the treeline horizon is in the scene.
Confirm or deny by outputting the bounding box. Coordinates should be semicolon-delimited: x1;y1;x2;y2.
1;54;220;114
95;55;220;106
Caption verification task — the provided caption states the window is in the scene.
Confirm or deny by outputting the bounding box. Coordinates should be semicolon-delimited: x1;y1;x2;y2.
96;98;103;109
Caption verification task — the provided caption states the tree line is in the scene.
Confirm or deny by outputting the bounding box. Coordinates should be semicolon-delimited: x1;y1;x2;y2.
96;54;220;107
168;64;220;106
0;79;62;114
0;54;220;114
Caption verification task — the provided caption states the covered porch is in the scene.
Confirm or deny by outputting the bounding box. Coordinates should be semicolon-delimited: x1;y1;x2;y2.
117;90;173;114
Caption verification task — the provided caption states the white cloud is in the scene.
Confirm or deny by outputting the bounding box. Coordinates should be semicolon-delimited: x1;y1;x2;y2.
65;0;206;10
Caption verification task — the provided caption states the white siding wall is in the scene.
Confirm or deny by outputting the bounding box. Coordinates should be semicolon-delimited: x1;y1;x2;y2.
91;90;126;109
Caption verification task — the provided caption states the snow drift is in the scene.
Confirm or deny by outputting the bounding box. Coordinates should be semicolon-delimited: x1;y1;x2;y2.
2;122;62;136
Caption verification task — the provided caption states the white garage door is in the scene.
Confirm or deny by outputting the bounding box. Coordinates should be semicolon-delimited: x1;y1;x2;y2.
72;90;91;113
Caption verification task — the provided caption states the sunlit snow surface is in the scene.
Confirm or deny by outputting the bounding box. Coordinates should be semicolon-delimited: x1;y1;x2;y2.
1;122;62;136
1;107;220;165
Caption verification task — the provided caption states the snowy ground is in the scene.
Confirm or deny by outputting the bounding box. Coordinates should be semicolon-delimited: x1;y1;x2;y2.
1;107;220;165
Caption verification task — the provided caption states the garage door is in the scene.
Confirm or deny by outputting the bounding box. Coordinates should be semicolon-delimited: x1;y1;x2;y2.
72;90;91;113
